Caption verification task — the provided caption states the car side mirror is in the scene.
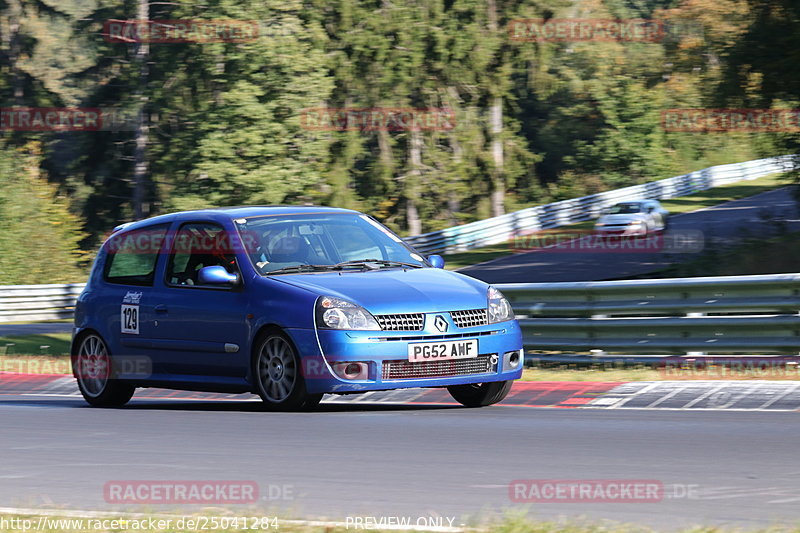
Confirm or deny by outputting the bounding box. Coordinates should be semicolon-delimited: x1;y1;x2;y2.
198;265;239;286
428;254;445;269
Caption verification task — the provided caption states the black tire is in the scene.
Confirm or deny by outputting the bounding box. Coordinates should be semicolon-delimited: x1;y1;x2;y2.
301;393;324;411
72;333;135;407
252;330;317;411
447;380;514;408
661;215;669;232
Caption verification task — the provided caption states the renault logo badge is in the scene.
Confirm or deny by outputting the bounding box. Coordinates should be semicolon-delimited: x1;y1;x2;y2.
434;315;448;332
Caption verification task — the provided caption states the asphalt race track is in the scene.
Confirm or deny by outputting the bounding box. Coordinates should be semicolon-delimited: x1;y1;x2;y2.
0;322;72;336
460;186;800;283
2;187;800;529
2;380;800;529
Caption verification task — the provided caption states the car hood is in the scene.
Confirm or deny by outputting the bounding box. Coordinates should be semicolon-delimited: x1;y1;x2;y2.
272;268;488;314
597;213;646;225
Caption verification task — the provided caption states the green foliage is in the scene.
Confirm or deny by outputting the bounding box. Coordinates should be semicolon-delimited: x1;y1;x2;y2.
0;0;795;262
0;141;86;283
154;0;335;211
0;333;72;356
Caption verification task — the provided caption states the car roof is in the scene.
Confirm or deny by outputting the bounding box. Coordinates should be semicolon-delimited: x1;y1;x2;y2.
112;205;360;233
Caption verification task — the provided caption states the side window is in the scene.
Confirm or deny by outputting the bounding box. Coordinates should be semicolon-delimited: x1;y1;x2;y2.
166;222;238;287
103;224;169;286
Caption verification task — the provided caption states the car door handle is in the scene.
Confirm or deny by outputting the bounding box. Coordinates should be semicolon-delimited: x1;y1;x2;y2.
154;304;168;314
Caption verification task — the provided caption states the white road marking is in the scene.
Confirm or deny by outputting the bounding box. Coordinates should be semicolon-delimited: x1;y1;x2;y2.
759;383;800;409
681;383;727;408
589;397;622;406
591;381;800;411
20;393;81;398
608;381;662;409
644;383;690;408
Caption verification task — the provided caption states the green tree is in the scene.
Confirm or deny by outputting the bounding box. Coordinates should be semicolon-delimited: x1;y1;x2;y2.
0;141;86;283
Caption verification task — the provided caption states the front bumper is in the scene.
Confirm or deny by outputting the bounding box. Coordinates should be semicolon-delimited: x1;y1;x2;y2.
595;225;647;236
291;318;523;394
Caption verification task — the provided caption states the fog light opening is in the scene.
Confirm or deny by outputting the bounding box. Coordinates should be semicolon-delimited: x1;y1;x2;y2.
506;349;522;369
344;363;362;379
332;361;369;380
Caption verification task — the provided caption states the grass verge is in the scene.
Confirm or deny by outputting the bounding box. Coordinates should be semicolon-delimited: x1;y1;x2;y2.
0;355;71;374
520;366;662;382
521;362;800;382
0;333;71;356
1;511;800;533
0;333;72;374
443;172;793;270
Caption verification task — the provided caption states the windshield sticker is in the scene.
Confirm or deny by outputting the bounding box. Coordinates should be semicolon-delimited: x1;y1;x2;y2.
360;215;403;242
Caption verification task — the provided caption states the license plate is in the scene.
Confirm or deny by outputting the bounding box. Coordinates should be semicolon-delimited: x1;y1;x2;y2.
407;339;478;362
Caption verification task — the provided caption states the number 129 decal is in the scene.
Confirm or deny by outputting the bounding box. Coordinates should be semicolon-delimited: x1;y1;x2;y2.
121;304;139;334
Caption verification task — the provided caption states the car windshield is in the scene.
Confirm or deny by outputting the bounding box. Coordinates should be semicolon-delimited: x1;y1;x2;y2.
608;203;643;214
235;213;427;275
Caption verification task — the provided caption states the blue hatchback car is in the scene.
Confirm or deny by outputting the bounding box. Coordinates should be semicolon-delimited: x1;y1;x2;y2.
72;206;523;410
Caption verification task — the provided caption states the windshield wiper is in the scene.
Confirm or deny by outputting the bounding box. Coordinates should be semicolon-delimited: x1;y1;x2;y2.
264;264;338;275
265;260;423;275
333;259;424;270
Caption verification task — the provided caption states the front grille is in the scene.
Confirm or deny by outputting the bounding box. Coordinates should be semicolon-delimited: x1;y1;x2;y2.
370;330;500;342
376;313;425;331
382;354;497;380
451;309;488;328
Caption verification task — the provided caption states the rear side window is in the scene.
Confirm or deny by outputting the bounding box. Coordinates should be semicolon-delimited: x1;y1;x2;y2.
103;224;169;286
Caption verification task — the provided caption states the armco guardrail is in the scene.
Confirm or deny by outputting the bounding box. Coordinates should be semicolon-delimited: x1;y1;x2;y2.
1;273;798;358
0;283;85;323
498;273;800;357
406;155;797;254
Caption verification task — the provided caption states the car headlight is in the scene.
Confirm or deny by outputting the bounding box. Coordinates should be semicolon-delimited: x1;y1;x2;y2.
487;287;513;324
315;296;380;330
628;220;644;227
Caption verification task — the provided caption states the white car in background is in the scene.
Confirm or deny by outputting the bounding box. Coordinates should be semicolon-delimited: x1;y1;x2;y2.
594;200;669;236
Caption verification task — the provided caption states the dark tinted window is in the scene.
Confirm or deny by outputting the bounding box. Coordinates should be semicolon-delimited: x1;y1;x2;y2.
103;224;169;286
165;222;238;287
608;203;643;214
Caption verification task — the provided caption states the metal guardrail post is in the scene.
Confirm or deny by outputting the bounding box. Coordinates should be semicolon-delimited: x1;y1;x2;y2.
499;273;800;359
